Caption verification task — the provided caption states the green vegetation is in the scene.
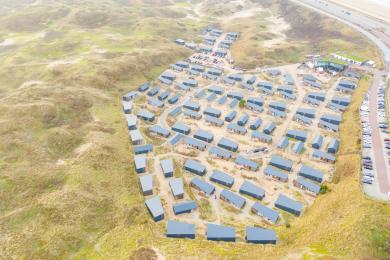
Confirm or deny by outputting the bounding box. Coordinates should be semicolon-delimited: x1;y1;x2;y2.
239;99;246;108
319;184;329;194
198;198;217;221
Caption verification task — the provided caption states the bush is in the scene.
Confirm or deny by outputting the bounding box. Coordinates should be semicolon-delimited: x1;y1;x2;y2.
320;184;329;194
239;99;246;108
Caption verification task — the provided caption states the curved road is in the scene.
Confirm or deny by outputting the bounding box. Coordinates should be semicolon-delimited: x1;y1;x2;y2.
292;0;390;201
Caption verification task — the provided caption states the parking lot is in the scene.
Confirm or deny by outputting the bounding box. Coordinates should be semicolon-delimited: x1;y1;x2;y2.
361;71;390;200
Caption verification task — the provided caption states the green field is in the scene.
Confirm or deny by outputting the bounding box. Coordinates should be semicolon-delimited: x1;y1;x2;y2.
0;0;389;259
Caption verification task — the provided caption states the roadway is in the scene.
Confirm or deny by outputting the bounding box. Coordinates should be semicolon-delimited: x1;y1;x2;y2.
293;0;390;201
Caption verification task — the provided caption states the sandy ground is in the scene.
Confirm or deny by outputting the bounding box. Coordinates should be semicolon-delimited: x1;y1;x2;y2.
263;16;291;48
328;0;390;25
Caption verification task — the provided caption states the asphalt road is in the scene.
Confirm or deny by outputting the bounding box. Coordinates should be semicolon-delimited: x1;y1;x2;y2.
295;0;390;67
293;0;390;200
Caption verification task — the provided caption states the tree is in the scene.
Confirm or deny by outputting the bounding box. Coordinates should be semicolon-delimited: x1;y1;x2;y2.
239;99;246;108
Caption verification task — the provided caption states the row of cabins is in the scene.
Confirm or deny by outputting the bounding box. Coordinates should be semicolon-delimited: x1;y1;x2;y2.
174;39;197;50
318;114;342;132
166;220;277;244
311;134;340;153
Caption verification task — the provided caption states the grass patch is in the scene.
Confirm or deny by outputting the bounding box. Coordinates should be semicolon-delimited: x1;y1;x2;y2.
198;198;217;222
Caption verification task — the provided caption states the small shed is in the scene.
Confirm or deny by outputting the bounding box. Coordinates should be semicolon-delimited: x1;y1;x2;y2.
235;156;259;171
168;106;182;118
183;100;201;112
269;155;293;172
173;201;197;215
263;122;276;135
251;131;272;143
160;71;176;81
184;136;207;151
183;109;202;120
320;114;342;125
208;85;224;95
312;149;336;163
126;114;137;130
251;202;279;224
147;97;164;108
129;129;144;145
307;92;326;101
207;93;217;103
122;101;132;114
183;79;198;88
286;129;308;142
145;196;164;221
227;123;247;135
275;194;303;216
208;94;217;104
264;166;288;182
247;96;264;107
269;101;287;112
277;136;289;149
190;177;215;196
218;137;238;152
292;141;304;154
250;118;262;130
158;90;170;101
122;91;138;101
172;122;191;135
203;107;222;118
206;224;236;242
239;181;265;200
160;158;174;177
194;129;214;143
268;107;286;118
184;159;206;176
220;189;246;209
134;144;153;155
296;108;316;119
227;91;244;100
295;177;321;195
228;74;244;82
298;165;324;183
246;226;277;244
327;138;340;154
229;98;239;108
218;95;228;105
147;87;160;97
195;89;206;99
166;220;195;239
149;125;171;138
210;170;234;188
277;85;294;95
138;83;150;92
134;154;147;173
225;110;237;122
137;109;155;122
208;146;232;160
169;178;184;199
140;174;153;196
237;113;249;126
205;115;224;127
